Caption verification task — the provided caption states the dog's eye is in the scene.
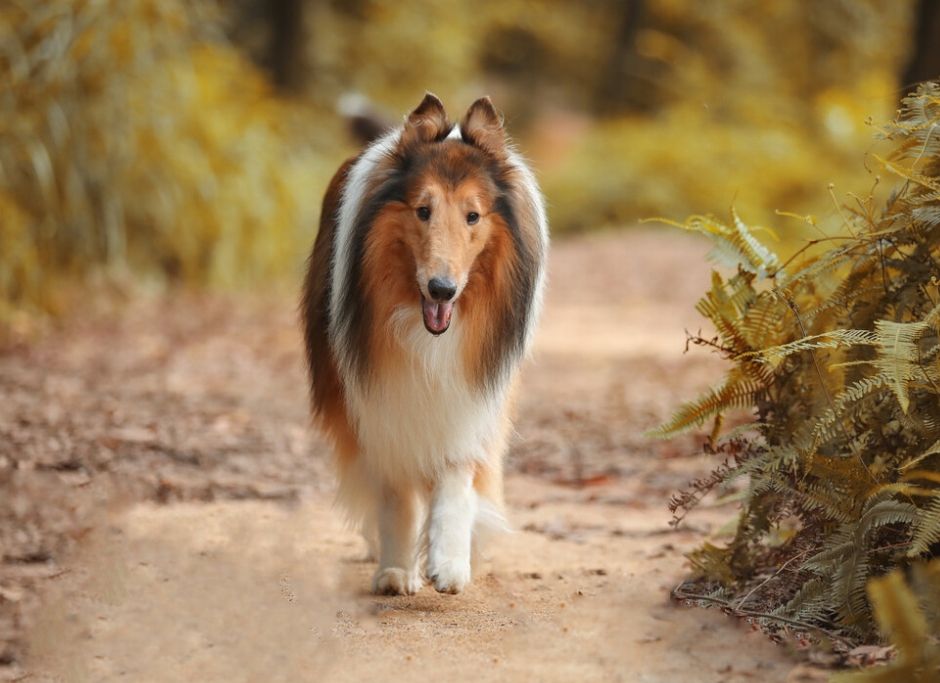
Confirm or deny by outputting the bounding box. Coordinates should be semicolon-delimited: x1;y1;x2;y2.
416;206;431;221
467;212;480;225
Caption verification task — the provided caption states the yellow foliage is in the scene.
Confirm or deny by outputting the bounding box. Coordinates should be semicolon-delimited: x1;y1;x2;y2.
532;0;911;239
833;560;940;682
540;97;896;243
0;0;339;342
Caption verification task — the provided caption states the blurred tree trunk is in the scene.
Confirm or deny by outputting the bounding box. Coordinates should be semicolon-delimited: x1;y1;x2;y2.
269;0;304;93
903;0;940;87
594;0;665;115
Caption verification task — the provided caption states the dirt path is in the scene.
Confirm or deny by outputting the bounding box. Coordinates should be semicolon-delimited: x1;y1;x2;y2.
5;230;815;682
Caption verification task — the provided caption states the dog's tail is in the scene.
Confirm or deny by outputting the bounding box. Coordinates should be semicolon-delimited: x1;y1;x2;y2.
337;93;393;146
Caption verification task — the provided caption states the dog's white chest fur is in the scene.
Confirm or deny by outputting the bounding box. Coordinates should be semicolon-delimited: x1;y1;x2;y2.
342;308;507;486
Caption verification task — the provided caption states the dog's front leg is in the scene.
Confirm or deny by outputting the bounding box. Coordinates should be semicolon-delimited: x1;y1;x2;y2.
427;468;476;594
372;484;424;595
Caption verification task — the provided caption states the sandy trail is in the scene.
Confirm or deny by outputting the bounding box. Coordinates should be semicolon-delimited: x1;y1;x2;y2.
19;230;808;682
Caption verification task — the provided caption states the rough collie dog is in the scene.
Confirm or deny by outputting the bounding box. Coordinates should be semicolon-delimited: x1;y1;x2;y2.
301;93;548;595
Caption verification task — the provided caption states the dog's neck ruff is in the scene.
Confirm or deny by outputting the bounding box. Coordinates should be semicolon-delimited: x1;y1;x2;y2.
328;128;401;374
346;304;509;481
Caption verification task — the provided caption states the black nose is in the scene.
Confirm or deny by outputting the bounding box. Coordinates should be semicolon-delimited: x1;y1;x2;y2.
427;276;457;302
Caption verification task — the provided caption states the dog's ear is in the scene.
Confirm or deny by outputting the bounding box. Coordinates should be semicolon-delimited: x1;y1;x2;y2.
461;97;506;156
401;93;451;145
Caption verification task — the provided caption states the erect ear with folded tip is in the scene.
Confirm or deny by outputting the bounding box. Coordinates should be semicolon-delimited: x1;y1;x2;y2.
401;92;452;145
460;97;506;157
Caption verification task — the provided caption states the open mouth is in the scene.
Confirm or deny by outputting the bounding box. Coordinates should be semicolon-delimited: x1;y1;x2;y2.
422;297;454;335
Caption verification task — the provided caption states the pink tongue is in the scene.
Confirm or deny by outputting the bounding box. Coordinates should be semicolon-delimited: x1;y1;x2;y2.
422;299;454;334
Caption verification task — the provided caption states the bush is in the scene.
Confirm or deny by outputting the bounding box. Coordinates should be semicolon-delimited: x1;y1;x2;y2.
655;83;940;656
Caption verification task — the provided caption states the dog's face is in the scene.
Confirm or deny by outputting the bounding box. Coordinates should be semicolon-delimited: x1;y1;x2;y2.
395;95;509;336
402;148;499;335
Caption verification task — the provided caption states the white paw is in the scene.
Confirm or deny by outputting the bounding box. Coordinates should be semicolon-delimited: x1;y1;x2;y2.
427;557;471;594
371;567;424;595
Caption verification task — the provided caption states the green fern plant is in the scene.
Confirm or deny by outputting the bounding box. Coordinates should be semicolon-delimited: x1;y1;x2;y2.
658;83;940;646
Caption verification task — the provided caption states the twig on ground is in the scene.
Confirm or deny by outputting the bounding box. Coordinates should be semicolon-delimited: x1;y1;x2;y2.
673;582;858;649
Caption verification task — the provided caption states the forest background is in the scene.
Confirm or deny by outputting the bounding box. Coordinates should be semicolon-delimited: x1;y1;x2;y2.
0;0;930;339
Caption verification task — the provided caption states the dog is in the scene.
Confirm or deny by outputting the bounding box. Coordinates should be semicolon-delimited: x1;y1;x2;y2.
301;93;548;595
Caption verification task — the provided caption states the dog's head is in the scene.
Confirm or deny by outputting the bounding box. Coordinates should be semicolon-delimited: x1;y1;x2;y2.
392;93;510;335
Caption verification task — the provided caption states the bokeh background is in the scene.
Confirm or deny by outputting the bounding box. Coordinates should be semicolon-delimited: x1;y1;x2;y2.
0;0;931;340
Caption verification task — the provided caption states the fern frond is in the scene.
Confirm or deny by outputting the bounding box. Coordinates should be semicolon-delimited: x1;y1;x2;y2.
803;498;917;571
781;241;863;301
695;270;762;355
648;367;766;438
734;445;798;480
878;156;940;194
782;480;857;523
834;373;891;407
781;578;831;625
729;207;783;278
907;493;940;558
676;211;782;279
801;496;919;632
800;279;882;332
737;291;788;349
871;318;935;414
743;329;877;364
911;204;940;227
810;375;890;446
900;439;940;472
